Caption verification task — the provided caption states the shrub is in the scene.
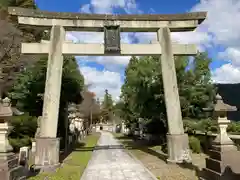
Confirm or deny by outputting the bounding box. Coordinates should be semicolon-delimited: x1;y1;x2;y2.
183;118;219;134
10;113;37;139
227;122;240;134
9;137;32;152
144;118;167;135
183;119;198;134
195;119;218;133
8;113;37;152
189;136;201;153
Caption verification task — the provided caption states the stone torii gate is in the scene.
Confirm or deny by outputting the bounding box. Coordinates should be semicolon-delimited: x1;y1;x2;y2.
8;7;206;170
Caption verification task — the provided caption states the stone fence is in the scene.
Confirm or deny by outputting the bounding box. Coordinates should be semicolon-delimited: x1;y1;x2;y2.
123;127;240;151
193;131;240;152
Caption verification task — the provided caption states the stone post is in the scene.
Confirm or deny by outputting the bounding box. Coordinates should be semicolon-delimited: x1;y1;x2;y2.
75;118;82;143
35;25;65;171
31;116;41;161
157;27;191;163
201;94;240;180
0;68;3;99
67;104;77;150
68;103;77;145
138;118;144;139
0;97;24;179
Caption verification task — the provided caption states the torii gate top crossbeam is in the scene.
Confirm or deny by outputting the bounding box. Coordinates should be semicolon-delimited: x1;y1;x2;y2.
8;7;207;32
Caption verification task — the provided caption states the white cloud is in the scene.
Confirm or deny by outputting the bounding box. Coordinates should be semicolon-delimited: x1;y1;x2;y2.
191;0;240;83
218;47;240;67
67;0;143;100
86;56;130;66
133;32;156;43
171;31;212;51
79;66;122;101
67;32;103;43
212;63;240;84
80;0;139;14
192;0;240;47
69;0;240;100
80;4;91;13
159;0;240;85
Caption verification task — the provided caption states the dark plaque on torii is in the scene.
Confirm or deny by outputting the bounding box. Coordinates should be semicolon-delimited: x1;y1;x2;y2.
104;25;121;54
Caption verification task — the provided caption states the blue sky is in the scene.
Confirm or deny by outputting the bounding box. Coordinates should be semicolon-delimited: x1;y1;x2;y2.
35;0;240;100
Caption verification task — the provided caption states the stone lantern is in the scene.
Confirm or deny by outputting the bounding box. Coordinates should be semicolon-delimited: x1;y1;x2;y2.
201;94;240;180
68;104;77;121
76;121;81;131
68;103;77;142
68;122;75;147
68;103;77;133
213;94;237;145
138;118;144;139
73;120;79;130
0;97;13;153
0;97;22;179
69;123;75;134
75;112;84;142
68;103;76;112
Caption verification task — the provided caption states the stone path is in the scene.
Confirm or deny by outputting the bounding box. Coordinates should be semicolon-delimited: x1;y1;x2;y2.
80;131;157;180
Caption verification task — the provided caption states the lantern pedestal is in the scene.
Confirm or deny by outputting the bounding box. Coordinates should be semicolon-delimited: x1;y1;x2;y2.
201;94;240;180
0;123;13;153
0;98;25;180
0;123;22;180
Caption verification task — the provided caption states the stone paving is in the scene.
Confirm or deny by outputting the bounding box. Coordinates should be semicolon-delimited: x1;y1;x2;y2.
80;131;157;180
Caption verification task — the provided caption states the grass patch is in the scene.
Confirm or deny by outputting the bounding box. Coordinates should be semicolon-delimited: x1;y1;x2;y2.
29;132;100;180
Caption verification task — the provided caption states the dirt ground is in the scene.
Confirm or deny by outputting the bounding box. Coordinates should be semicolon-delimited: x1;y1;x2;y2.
130;148;207;180
115;135;207;180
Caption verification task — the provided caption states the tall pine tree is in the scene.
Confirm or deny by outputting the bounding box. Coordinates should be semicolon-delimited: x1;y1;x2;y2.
101;89;114;122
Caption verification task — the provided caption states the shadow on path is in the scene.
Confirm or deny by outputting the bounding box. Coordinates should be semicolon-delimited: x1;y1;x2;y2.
116;135;168;161
114;134;206;179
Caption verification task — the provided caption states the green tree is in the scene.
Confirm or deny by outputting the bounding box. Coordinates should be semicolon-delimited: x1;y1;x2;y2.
113;100;125;118
101;89;114;122
178;53;216;118
119;53;216;134
102;89;113;110
0;0;36;8
0;0;42;97
8;55;84;149
121;56;166;133
9;56;84;113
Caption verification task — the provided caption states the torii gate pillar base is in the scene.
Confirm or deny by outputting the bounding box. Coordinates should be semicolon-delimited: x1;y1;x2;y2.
34;137;60;172
166;133;192;164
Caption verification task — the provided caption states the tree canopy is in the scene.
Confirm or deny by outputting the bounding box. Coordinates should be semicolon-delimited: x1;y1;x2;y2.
118;53;216;134
8;55;84;150
0;0;42;97
9;55;84;115
1;0;92;152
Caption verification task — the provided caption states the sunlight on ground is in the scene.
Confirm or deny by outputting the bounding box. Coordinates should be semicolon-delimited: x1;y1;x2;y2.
113;133;204;180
